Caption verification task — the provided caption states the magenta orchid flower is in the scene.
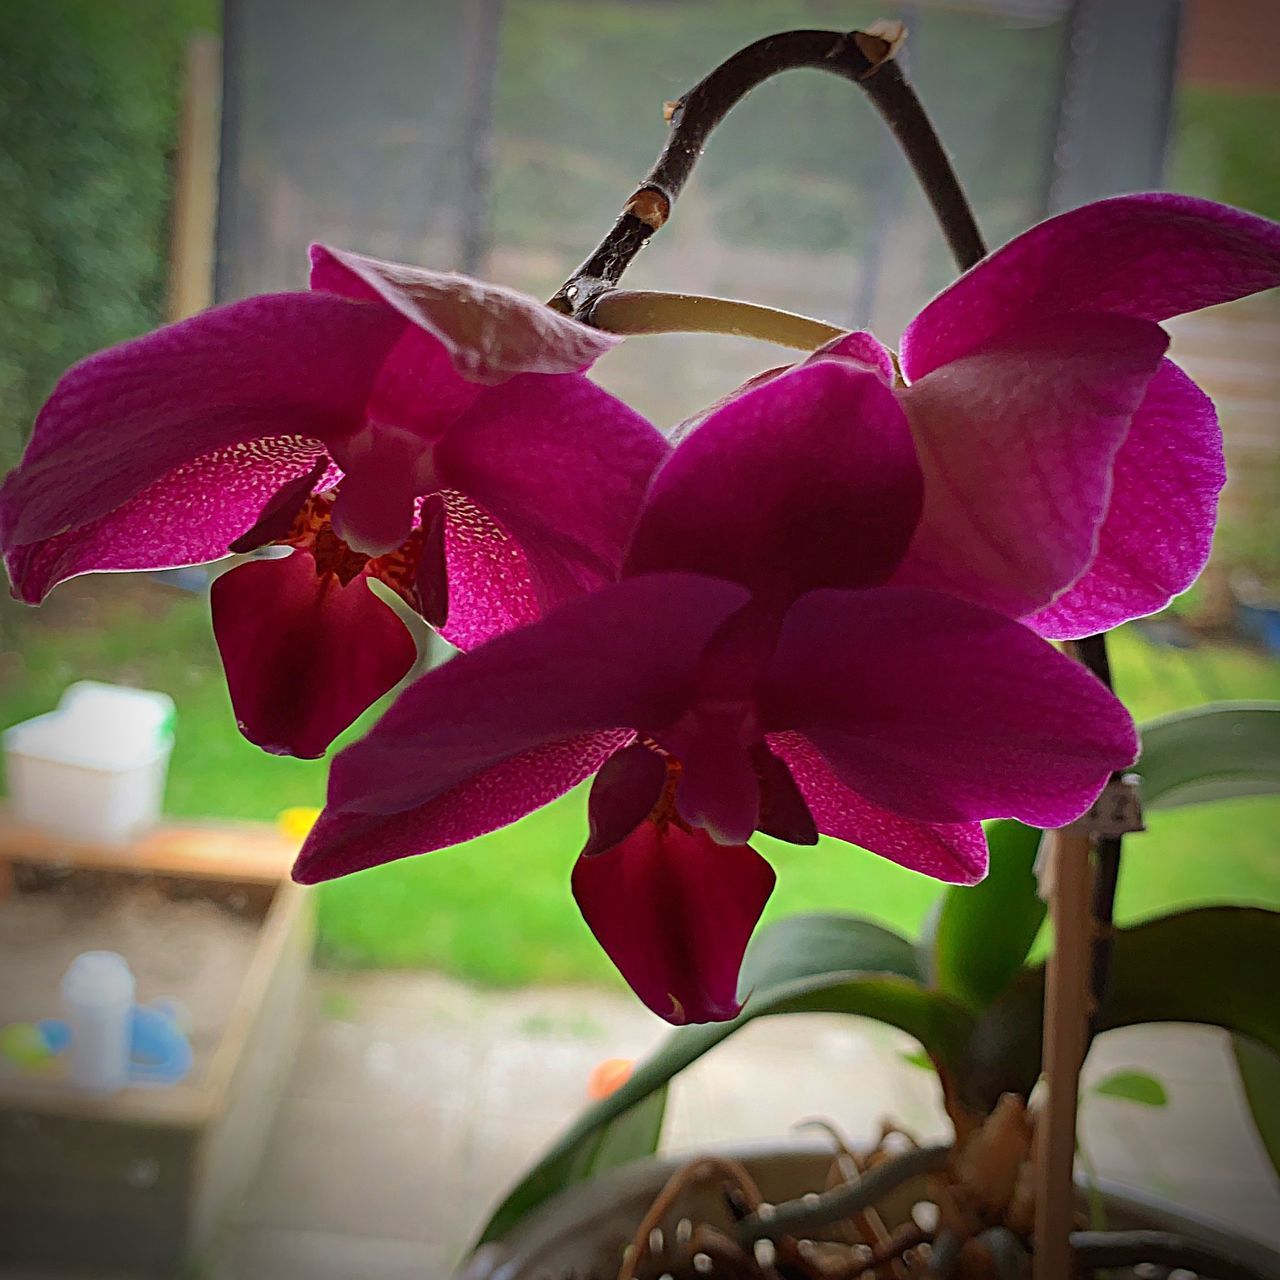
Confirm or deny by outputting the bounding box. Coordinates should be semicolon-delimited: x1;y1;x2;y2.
716;194;1280;638
295;356;1137;1024
0;247;669;757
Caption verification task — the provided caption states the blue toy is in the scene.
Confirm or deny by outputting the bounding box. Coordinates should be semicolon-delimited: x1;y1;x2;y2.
34;999;193;1087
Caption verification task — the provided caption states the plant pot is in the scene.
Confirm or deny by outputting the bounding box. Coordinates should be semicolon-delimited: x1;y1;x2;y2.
459;1140;1280;1280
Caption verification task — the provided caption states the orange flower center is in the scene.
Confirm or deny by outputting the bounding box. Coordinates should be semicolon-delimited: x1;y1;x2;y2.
280;491;424;610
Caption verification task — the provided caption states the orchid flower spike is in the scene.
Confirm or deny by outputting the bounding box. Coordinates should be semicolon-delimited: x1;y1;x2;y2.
0;248;669;757
802;194;1280;638
296;355;1138;1025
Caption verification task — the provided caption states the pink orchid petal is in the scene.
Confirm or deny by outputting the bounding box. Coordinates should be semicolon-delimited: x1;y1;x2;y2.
752;741;819;846
0;292;403;549
809;329;898;384
6;440;328;604
901;194;1280;380
581;742;669;859
211;552;416;759
437;491;542;651
890;313;1169;618
763;587;1138;829
294;731;626;883
228;458;330;554
1026;360;1225;638
360;322;483;431
767;732;987;883
326;571;751;816
625;361;922;603
571;820;776;1024
665;331;894;448
309;244;620;383
669;367;790;446
436;372;669;622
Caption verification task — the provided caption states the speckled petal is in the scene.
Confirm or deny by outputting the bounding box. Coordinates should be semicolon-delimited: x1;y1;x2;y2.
436;372;669;631
0;292;403;550
436;491;542;651
293;731;627;882
6;439;328;603
767;732;987;883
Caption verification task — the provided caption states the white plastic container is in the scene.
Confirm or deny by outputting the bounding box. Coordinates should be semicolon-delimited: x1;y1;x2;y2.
61;950;136;1094
3;681;175;844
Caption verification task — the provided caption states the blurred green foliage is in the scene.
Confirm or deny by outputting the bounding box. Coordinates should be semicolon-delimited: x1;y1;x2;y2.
1173;86;1280;222
0;0;216;470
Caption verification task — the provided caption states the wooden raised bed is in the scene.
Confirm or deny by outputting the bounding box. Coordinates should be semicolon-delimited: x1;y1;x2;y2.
0;814;314;1275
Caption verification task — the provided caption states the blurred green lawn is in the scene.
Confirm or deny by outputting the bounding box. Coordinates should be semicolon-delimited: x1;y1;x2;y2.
2;581;1277;996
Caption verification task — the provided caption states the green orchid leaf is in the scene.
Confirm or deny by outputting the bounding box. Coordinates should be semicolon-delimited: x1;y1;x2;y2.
1138;702;1280;810
1232;1034;1280;1177
927;819;1046;1009
475;914;974;1245
1092;1069;1168;1107
958;907;1280;1112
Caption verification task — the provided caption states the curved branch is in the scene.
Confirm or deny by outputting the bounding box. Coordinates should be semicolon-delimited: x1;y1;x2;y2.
549;26;984;315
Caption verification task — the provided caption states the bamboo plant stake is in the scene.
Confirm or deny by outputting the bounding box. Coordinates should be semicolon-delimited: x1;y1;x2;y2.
1033;830;1097;1280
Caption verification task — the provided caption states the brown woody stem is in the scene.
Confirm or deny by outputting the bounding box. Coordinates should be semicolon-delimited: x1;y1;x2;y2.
550;25;984;316
1075;632;1124;1041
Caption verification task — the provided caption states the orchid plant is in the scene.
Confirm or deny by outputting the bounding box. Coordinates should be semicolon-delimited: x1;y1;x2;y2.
4;20;1280;1280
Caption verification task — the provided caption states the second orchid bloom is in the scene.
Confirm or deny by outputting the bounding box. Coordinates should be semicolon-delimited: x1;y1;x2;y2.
296;355;1138;1024
294;192;1280;1023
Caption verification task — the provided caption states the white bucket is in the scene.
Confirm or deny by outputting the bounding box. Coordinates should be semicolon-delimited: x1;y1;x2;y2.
3;681;176;844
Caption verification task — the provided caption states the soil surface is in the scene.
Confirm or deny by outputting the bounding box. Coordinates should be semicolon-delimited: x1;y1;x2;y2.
0;871;261;1086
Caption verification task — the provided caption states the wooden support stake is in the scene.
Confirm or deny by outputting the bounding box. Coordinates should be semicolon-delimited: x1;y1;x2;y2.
167;34;222;322
1033;830;1096;1280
